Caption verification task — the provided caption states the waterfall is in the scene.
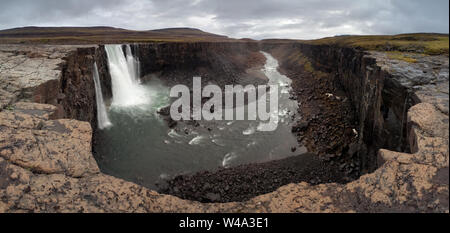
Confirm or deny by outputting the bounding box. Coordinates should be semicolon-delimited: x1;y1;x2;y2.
105;44;148;107
93;62;112;129
125;45;141;84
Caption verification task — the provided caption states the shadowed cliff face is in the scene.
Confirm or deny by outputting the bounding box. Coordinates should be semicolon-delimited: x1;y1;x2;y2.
48;46;111;131
262;42;448;174
133;42;265;87
284;44;401;163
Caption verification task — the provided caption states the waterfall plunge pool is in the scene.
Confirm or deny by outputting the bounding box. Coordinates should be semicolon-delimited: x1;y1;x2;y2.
93;45;305;190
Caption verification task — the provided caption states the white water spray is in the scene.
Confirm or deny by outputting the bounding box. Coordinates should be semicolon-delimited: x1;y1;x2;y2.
125;45;141;84
105;44;148;107
93;62;112;129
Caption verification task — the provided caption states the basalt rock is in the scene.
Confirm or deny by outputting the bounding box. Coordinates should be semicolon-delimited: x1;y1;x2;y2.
262;42;449;175
135;42;266;87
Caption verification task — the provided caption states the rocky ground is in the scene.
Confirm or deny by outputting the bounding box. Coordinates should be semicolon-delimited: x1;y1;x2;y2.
0;44;94;109
286;60;359;158
0;44;448;212
370;51;449;115
158;153;347;203
0;101;447;212
0;45;67;108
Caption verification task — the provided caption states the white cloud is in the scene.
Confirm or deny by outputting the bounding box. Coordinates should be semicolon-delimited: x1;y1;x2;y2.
0;0;448;39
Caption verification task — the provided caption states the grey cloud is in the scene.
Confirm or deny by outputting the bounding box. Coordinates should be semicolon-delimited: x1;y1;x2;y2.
0;0;448;39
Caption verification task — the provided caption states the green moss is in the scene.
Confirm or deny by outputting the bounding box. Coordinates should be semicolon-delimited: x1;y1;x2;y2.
4;104;15;111
386;52;418;63
423;36;449;55
287;51;329;78
286;52;313;72
303;59;314;73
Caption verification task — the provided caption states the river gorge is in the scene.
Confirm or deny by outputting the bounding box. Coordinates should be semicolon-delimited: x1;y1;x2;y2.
0;39;448;212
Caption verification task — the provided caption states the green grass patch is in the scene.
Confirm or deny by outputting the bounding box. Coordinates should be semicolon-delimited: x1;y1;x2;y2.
286;52;315;73
303;33;449;55
4;104;15;111
386;51;419;63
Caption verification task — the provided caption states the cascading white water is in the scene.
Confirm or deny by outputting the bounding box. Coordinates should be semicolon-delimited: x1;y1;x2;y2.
94;50;303;189
125;45;141;84
105;44;148;107
93;62;112;129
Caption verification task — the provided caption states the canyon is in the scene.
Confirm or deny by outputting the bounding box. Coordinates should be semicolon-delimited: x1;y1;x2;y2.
0;29;448;212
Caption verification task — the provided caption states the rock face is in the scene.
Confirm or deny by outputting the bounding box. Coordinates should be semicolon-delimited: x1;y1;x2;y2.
0;43;448;212
58;45;111;130
0;102;99;178
0;44;110;129
262;44;360;175
0;45;72;109
159;153;348;203
263;43;449;174
135;42;266;87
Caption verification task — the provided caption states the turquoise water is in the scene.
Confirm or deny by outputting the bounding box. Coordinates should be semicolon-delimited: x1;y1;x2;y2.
93;52;305;189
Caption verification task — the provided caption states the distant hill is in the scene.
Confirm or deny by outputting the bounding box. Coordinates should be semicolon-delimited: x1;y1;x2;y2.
0;26;235;44
262;33;449;55
1;27;447;55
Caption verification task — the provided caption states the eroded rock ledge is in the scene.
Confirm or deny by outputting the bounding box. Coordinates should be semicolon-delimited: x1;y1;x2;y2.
0;44;448;212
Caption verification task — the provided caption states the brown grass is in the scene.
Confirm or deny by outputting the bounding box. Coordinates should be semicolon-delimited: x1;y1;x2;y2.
0;26;236;44
386;51;420;63
302;33;449;55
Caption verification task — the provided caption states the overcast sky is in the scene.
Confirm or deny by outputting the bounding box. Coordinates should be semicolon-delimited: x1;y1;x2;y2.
0;0;448;39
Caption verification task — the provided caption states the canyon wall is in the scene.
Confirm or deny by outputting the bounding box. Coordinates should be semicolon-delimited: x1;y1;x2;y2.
261;42;447;173
3;42;443;175
134;42;265;87
292;43;412;154
59;46;105;130
0;42;447;212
